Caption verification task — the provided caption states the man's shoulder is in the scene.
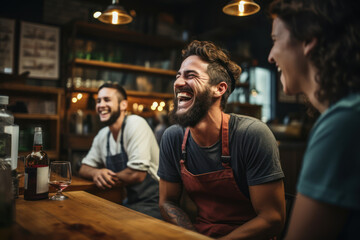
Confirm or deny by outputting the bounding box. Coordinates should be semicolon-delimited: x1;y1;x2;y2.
230;113;266;130
126;114;145;122
161;125;184;142
126;114;150;128
95;126;110;139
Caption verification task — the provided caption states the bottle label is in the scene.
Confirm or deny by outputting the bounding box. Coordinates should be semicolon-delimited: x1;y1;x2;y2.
36;166;49;194
25;166;49;194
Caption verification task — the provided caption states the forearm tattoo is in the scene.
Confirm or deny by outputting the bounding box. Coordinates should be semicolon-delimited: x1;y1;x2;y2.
160;202;196;231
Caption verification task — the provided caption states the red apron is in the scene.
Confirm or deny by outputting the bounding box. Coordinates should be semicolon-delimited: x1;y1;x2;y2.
180;112;257;238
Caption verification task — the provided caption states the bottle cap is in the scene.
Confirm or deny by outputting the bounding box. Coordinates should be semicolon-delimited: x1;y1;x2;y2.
35;127;42;132
0;95;9;105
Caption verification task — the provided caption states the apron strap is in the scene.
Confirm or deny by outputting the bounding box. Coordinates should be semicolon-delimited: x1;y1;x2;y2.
221;112;231;164
181;113;231;164
181;127;190;161
107;116;127;157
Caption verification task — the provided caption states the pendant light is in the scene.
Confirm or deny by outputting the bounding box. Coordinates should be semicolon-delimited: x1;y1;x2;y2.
93;0;132;25
223;0;260;17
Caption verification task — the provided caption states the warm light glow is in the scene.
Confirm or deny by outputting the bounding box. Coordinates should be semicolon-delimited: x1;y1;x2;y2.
138;104;144;112
169;102;174;111
238;1;245;13
151;105;157;111
160;101;165;107
251;89;258;97
77;93;83;100
133;103;138;111
93;11;102;18
112;11;119;24
157;106;163;111
152;101;158;108
72;97;78;103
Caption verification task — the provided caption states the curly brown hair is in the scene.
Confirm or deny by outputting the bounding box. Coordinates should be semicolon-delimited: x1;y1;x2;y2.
181;40;241;110
269;0;360;106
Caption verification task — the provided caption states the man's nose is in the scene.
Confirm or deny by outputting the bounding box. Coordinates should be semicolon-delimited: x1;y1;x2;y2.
174;76;186;88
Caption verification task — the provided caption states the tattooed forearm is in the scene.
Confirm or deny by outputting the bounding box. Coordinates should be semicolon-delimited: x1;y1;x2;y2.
160;202;196;231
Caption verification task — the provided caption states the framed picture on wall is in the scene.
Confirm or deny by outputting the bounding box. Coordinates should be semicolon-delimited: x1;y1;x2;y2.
18;21;60;80
0;17;15;74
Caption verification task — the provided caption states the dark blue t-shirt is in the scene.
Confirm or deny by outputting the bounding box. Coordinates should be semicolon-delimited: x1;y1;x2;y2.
158;114;284;198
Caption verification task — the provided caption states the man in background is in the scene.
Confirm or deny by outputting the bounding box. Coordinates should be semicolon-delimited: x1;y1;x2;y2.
79;82;161;219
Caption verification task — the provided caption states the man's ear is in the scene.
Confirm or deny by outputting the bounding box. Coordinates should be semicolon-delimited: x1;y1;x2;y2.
304;38;317;56
213;82;228;97
120;100;128;111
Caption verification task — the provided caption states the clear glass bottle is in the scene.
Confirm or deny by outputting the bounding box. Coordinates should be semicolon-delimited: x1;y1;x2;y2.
0;95;14;164
0;95;15;235
24;127;49;200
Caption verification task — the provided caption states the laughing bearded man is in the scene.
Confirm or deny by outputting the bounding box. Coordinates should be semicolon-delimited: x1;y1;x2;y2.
79;83;162;219
158;40;286;239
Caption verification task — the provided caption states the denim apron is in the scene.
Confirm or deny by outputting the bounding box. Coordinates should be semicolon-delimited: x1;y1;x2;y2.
105;117;161;219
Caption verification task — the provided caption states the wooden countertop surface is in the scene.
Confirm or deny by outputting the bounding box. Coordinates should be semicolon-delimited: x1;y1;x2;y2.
11;191;211;240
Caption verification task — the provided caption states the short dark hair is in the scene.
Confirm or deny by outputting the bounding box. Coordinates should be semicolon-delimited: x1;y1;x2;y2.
269;0;360;105
181;40;241;110
98;82;127;102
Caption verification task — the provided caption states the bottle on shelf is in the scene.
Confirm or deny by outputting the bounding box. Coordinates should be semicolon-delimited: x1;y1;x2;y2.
24;127;49;200
0;95;19;199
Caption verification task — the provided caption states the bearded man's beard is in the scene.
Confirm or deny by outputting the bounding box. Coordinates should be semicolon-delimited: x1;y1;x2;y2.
101;106;121;126
170;87;214;127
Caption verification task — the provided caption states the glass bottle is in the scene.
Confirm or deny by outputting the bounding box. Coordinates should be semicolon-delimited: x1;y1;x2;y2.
24;127;49;200
0;95;19;200
0;95;13;164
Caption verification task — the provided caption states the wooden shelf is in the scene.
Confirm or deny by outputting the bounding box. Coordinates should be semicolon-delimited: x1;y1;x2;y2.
72;58;177;77
73;21;185;49
70;87;174;99
0;83;64;161
14;113;59;120
0;83;64;95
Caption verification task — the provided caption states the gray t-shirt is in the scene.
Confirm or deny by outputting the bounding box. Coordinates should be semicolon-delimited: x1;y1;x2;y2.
158;114;284;198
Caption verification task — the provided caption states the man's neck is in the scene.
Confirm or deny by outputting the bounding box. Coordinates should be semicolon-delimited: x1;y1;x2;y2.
190;106;223;147
109;112;126;141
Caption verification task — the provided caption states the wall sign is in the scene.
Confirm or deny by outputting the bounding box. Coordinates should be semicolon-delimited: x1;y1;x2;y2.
18;21;60;80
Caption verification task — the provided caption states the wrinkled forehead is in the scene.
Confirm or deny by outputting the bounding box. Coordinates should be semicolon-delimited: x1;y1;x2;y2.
179;55;209;72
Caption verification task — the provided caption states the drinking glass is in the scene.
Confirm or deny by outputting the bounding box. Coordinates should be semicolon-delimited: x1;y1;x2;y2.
48;161;72;200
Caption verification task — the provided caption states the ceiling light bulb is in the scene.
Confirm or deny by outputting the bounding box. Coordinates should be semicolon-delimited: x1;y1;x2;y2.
93;11;102;18
239;1;245;13
112;11;118;24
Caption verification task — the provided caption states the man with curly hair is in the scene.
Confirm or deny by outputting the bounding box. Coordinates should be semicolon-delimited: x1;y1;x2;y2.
158;40;285;239
268;0;360;239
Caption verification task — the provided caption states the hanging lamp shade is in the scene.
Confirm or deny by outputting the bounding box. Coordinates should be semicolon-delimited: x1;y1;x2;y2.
223;0;260;17
94;0;132;25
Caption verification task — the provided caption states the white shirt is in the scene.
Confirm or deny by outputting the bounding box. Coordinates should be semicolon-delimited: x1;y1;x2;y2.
82;114;160;181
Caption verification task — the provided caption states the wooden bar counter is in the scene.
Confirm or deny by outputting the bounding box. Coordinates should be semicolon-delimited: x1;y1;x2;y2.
11;191;211;240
